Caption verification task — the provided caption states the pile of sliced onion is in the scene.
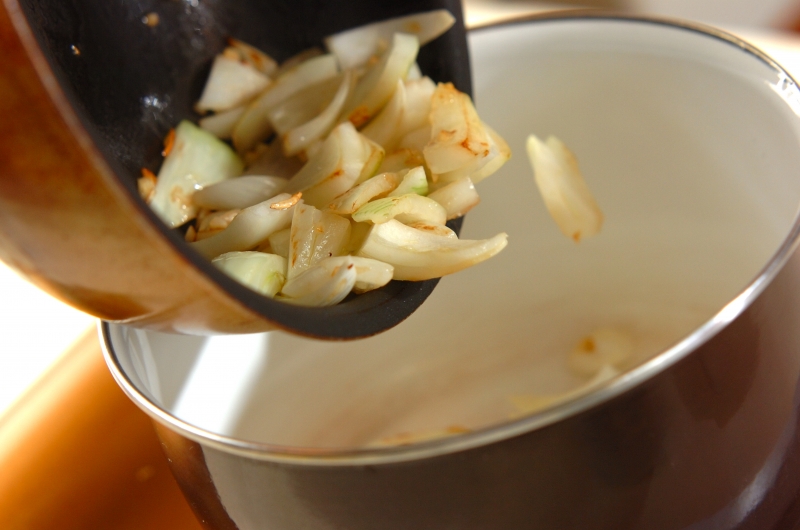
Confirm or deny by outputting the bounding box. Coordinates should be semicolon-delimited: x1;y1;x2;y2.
139;10;510;307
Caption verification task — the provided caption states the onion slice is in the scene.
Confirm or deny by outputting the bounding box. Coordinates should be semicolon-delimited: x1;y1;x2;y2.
233;54;339;154
190;193;295;259
361;80;406;147
327;172;400;215
284;122;384;208
195;55;271;113
387;166;428;197
227;39;278;76
192;176;288;210
324;9;454;70
268;74;343;137
341;33;419;128
212;251;287;297
352;194;446;226
149;121;243;228
526;134;603;242
245;140;304;178
425;82;497;181
199;106;246;139
280;256;357;306
288;202;351;278
357;220;508;280
427;177;479;220
468;123;511;184
283;71;353;157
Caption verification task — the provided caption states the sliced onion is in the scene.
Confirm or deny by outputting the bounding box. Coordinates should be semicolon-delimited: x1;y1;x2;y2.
350;256;394;293
267;228;291;258
195;55;271;114
283;71;353;157
150;121;244;228
397;125;430;152
388;165;428;197
212;251;287;297
245;140;304;178
352;193;446;226
199;106;246;139
424;82;496;178
526;134;603;242
195;209;240;240
233;54;339;154
341;33;419;128
377;148;426;174
327;172;400;215
288;202;351;278
468;122;511;183
268;74;343;136
192;176;288;210
280;256;357;306
357;220;508;280
404;221;457;238
361;80;406;147
405;62;422;81
227;39;278;76
190;193;295;259
284;122;384;208
392;76;436;146
427;177;479;220
324;9;454;70
273;47;323;78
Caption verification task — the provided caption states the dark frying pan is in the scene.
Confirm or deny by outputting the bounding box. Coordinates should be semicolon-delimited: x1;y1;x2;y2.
0;0;470;338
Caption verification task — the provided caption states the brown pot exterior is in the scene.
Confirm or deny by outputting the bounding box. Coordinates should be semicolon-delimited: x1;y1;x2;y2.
142;242;800;529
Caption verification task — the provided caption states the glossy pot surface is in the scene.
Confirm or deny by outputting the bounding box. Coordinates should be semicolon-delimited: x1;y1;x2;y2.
103;13;800;530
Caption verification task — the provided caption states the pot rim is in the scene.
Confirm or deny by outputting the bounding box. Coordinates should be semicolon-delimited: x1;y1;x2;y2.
101;10;800;466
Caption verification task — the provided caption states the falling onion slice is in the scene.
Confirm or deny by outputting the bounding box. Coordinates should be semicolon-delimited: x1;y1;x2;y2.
357;219;508;281
526;134;603;242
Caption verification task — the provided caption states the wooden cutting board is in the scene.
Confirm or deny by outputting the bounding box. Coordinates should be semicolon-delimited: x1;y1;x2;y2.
0;327;203;530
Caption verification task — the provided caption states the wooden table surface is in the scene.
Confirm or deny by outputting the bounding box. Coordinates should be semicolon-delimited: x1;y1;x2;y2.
0;329;202;530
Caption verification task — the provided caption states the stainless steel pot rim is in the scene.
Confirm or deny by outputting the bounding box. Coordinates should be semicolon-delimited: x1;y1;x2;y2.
101;11;800;466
